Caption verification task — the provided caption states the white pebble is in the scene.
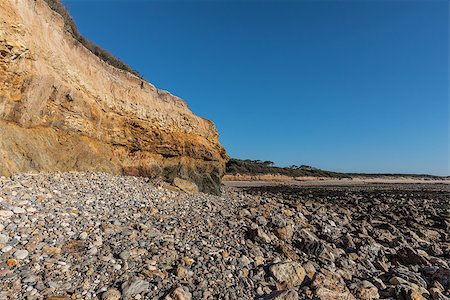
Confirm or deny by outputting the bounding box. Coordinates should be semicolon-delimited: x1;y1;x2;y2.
12;206;26;214
0;234;9;243
0;210;14;218
14;249;29;260
1;245;13;252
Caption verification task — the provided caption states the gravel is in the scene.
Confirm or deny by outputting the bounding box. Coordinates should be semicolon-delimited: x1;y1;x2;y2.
0;172;448;300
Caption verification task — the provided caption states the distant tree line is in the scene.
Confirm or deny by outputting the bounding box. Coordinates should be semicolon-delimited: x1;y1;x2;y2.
226;159;443;179
226;159;349;178
43;0;142;78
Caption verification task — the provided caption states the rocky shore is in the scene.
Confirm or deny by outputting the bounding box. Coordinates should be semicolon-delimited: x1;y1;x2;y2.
0;172;448;299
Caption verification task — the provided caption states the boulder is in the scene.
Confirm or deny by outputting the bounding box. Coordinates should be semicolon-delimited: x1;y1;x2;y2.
173;177;199;193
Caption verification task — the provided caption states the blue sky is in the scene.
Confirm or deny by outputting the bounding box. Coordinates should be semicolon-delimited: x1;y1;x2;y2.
63;0;449;176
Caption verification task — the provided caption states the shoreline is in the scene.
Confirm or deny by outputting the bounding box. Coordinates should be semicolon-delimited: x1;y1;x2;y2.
223;177;450;188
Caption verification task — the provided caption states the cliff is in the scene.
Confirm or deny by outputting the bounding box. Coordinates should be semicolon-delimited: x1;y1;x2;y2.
0;0;228;194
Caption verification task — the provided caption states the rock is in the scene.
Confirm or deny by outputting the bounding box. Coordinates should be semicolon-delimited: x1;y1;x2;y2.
0;0;227;194
248;226;272;244
264;290;299;300
121;278;150;299
12;206;26;214
343;233;356;250
429;287;449;300
312;269;356;300
394;284;430;300
183;257;194;266
62;240;85;254
46;297;70;300
0;210;13;218
176;266;189;278
239;255;251;267
432;267;450;289
165;286;192;300
256;216;268;226
371;278;386;290
271;214;288;228
102;288;121;300
303;261;316;281
396;246;430;266
0;159;447;299
14;249;29;260
295;229;326;257
269;261;306;287
255;256;265;266
1;245;12;253
350;280;379;300
0;234;9;243
79;232;88;240
6;258;18;267
275;224;294;240
43;246;62;255
173;178;199;194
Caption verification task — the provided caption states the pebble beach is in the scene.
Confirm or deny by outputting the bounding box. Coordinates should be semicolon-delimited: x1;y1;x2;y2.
0;172;449;299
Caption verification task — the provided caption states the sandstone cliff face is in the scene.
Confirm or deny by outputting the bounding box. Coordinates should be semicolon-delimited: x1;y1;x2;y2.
0;0;228;194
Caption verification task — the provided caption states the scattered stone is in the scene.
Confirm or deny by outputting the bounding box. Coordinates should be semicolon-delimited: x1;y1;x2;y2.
0;172;448;299
312;268;356;300
43;246;62;255
0;234;9;243
6;258;18;267
1;245;12;253
183;257;194;266
79;232;88;240
14;249;29;260
264;290;299;300
176;266;189;278
121;278;150;299
165;286;192;300
303;261;316;281
350;280;379;300
396;246;430;266
0;210;13;218
102;288;121;300
269;261;306;287
12;206;26;214
248;226;272;244
275;224;294;240
256;216;268;226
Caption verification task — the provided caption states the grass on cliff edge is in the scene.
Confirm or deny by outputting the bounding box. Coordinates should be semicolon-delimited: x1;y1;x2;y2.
43;0;142;78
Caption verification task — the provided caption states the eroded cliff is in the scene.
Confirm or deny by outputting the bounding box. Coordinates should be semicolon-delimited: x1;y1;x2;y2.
0;0;228;194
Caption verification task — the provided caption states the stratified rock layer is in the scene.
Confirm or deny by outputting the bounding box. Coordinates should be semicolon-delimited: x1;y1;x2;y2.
0;0;227;194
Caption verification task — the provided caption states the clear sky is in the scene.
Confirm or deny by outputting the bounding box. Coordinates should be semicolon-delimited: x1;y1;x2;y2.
63;0;449;176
